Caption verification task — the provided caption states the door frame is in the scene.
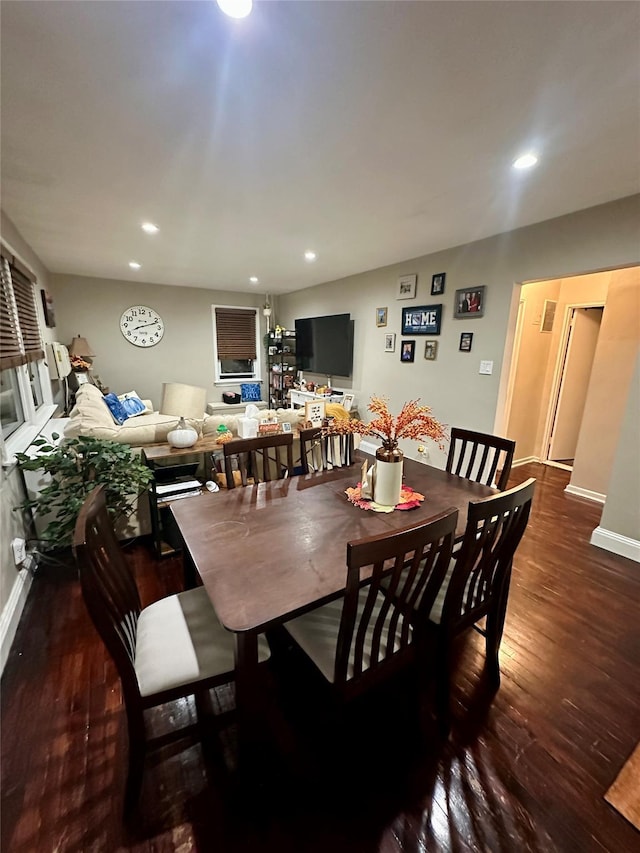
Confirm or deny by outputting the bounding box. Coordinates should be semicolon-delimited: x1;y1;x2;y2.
540;300;604;469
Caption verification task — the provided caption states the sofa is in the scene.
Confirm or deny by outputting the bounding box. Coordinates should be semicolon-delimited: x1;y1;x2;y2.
63;383;313;446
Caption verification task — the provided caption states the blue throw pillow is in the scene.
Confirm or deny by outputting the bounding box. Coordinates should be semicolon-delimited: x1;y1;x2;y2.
119;394;147;418
241;383;261;403
103;393;129;425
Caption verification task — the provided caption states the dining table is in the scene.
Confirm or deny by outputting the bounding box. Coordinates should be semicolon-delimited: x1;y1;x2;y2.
170;451;495;766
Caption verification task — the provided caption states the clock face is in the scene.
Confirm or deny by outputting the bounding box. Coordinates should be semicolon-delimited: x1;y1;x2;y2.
120;306;165;347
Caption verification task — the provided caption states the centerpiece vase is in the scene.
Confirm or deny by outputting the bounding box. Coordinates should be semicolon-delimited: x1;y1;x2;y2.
374;442;404;507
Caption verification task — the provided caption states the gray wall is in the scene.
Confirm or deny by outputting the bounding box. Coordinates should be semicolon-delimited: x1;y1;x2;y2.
51;276;267;410
278;195;640;474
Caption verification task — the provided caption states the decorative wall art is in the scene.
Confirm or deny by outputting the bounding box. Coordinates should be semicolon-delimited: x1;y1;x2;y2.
396;274;417;300
431;273;446;295
459;332;474;352
400;340;415;362
376;307;388;327
384;333;396;352
424;340;438;360
40;289;56;327
401;304;443;335
454;286;485;319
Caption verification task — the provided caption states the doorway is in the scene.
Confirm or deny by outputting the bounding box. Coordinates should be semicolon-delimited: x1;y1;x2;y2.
543;306;603;470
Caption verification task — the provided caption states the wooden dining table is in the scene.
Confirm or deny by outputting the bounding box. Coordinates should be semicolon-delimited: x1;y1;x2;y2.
170;451;494;763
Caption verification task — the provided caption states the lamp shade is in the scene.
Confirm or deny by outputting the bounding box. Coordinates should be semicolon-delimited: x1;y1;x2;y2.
69;335;95;357
160;383;207;420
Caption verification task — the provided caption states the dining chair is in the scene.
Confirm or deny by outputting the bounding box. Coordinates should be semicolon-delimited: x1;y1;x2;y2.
299;426;355;474
223;432;294;488
427;477;536;731
72;485;270;816
446;427;516;491
281;508;458;702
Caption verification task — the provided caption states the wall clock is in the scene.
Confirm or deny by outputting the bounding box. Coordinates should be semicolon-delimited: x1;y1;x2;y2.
120;305;165;347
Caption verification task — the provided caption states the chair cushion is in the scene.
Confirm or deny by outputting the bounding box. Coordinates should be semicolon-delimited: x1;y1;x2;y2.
284;589;407;683
134;587;270;697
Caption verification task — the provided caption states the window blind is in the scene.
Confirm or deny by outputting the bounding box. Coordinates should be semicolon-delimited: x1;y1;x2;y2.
215;307;257;360
0;251;43;369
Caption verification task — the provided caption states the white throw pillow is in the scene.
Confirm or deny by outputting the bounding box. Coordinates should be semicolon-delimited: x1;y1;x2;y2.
118;391;152;418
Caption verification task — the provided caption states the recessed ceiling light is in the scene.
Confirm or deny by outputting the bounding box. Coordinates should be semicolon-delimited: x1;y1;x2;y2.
141;222;159;234
304;251;317;262
129;261;141;270
513;152;539;170
249;276;259;284
217;0;252;19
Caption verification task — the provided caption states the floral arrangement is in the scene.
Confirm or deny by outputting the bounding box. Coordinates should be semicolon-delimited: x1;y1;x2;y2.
325;395;447;450
70;354;91;371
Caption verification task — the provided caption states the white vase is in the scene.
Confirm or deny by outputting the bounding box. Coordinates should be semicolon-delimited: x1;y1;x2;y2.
373;445;404;506
167;417;198;448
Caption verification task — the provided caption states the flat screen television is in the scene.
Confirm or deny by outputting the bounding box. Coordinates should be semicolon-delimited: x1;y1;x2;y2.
295;313;354;377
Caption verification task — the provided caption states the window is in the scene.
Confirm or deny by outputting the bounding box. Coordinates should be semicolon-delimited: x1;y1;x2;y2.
0;247;53;458
212;306;262;383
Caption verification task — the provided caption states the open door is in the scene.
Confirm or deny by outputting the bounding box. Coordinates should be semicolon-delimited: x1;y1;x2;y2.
547;307;603;464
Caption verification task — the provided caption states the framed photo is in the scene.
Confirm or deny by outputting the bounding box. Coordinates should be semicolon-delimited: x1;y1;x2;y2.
431;273;446;296
424;340;438;361
342;393;355;412
459;332;474;352
401;304;443;336
454;286;486;319
400;340;415;363
376;307;388;327
396;274;417;300
384;333;396;353
305;400;326;426
40;289;56;327
282;421;292;433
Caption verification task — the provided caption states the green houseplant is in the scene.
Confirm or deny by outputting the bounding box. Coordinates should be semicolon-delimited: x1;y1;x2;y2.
15;435;154;551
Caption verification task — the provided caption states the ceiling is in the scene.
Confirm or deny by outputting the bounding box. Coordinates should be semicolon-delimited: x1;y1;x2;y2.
1;1;639;295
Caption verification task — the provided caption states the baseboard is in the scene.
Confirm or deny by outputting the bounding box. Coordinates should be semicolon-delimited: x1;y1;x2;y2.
512;456;539;468
564;484;606;504
590;526;640;563
0;568;33;676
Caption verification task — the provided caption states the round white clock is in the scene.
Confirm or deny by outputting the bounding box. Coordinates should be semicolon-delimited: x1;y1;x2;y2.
120;305;165;347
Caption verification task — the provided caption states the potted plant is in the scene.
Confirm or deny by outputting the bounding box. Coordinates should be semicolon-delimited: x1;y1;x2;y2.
15;434;154;552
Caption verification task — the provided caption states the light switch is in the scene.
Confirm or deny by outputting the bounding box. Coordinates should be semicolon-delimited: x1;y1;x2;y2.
479;360;493;375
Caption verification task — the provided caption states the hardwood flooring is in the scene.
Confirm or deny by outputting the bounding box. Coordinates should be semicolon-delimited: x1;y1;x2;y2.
2;463;639;852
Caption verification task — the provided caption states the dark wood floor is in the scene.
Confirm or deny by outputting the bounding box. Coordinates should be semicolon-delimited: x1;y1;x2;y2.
2;463;639;852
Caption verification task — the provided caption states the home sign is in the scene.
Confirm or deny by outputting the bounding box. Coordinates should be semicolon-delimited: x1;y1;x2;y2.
401;305;443;336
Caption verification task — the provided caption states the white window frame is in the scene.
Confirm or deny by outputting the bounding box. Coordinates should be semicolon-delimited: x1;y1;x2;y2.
211;304;263;386
1;247;55;465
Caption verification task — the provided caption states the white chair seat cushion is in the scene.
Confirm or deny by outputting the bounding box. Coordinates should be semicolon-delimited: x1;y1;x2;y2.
134;587;270;697
284;589;407;683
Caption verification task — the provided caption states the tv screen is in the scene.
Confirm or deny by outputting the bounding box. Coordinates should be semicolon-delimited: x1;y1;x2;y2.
295;313;354;377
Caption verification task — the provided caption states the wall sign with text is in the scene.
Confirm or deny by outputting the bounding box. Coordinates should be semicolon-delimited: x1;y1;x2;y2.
401;304;443;336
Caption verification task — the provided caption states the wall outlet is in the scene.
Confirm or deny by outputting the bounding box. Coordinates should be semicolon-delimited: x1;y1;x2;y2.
11;538;27;565
479;360;494;375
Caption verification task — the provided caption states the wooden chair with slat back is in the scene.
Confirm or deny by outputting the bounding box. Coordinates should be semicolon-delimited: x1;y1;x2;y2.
281;508;458;703
446;427;516;491
427;477;535;732
299;426;355;474
223;432;294;488
72;485;270;816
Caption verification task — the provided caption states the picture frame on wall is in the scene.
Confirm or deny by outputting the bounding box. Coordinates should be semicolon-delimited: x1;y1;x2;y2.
396;274;417;300
40;289;56;327
431;273;446;295
454;286;486;318
384;333;396;352
459;332;473;352
424;340;438;360
400;340;415;362
376;307;388;327
401;304;443;335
